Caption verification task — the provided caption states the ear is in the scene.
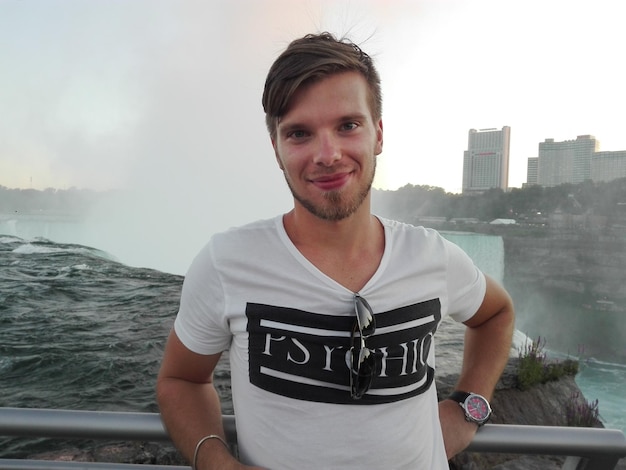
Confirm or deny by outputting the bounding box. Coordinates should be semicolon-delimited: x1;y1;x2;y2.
374;118;384;156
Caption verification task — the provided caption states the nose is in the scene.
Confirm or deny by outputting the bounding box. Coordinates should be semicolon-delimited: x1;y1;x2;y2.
313;131;341;166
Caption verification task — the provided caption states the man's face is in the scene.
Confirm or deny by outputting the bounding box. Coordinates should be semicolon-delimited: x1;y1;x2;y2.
272;71;383;221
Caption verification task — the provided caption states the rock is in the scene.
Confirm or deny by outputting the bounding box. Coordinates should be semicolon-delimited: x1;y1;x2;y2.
29;442;187;466
27;447;91;461
491;456;564;470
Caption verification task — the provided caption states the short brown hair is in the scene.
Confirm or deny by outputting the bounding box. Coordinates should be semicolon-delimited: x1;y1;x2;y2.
262;32;382;140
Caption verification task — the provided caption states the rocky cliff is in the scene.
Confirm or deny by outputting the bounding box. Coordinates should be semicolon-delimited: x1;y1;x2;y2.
500;227;626;304
504;228;626;363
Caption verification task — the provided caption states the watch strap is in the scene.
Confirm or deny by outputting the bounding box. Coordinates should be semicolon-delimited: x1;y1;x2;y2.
449;390;471;403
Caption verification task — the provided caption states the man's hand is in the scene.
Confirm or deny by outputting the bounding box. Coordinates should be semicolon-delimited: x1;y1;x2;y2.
438;399;478;460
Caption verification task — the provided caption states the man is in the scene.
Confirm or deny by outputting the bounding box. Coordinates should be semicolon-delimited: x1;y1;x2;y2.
157;32;514;470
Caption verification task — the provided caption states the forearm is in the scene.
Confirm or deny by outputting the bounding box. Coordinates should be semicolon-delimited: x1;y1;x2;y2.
157;377;234;469
439;274;515;459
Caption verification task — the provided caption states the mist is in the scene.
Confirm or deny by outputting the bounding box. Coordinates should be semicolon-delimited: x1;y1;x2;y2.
40;2;320;274
14;1;386;275
77;9;293;275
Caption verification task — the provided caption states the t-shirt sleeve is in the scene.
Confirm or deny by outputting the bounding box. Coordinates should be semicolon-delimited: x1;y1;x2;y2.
174;240;232;355
445;239;487;323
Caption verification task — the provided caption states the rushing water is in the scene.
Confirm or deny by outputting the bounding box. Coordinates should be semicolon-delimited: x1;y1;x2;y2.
0;236;174;456
1;220;624;459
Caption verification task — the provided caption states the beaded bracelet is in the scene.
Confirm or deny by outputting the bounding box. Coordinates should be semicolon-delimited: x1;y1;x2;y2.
192;434;230;470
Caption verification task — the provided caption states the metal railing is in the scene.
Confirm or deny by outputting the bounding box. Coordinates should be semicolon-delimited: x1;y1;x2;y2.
1;407;625;469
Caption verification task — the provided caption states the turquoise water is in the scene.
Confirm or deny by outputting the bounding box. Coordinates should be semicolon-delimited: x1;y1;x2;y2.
577;359;626;432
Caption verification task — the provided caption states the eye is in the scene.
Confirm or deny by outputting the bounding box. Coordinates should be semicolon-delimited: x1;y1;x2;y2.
341;122;358;131
287;129;309;140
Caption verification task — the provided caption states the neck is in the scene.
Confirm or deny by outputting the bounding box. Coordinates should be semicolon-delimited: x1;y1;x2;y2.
283;200;385;292
284;198;377;251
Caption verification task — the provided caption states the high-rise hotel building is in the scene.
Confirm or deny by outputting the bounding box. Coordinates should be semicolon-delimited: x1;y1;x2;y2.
536;135;599;187
591;150;626;183
527;135;626;187
462;127;511;193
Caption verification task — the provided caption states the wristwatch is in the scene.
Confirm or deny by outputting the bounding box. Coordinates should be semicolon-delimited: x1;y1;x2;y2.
448;390;492;426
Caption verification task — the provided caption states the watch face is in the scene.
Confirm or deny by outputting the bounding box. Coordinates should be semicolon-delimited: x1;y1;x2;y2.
465;395;490;421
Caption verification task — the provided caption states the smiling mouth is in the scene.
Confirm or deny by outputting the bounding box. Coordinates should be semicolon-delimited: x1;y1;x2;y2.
314;174;345;182
310;172;351;190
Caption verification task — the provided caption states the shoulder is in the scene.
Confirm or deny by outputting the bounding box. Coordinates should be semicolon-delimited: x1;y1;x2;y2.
377;216;447;246
209;216;281;249
186;216;282;273
215;216;279;237
377;217;476;270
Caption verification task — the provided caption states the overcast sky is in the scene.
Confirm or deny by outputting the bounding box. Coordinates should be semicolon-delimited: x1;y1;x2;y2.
2;0;625;273
2;0;625;194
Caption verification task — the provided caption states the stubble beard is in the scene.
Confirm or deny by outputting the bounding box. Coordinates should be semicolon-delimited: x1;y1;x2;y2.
284;159;376;222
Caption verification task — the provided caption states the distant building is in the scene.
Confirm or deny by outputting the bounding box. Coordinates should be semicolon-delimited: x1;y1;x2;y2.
462;127;511;193
526;157;538;186
537;135;599;187
591;150;626;183
490;218;516;225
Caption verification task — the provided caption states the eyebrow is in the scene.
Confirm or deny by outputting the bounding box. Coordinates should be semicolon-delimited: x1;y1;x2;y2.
278;113;370;134
277;121;307;136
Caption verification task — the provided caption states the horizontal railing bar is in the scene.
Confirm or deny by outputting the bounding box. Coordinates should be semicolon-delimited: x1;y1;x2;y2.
1;407;625;469
0;408;236;443
0;461;190;470
467;423;626;457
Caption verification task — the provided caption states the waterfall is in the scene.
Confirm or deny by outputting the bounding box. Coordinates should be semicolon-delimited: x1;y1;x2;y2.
0;216;88;246
441;231;504;284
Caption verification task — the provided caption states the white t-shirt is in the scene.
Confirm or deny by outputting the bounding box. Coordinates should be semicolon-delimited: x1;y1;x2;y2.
174;215;486;469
